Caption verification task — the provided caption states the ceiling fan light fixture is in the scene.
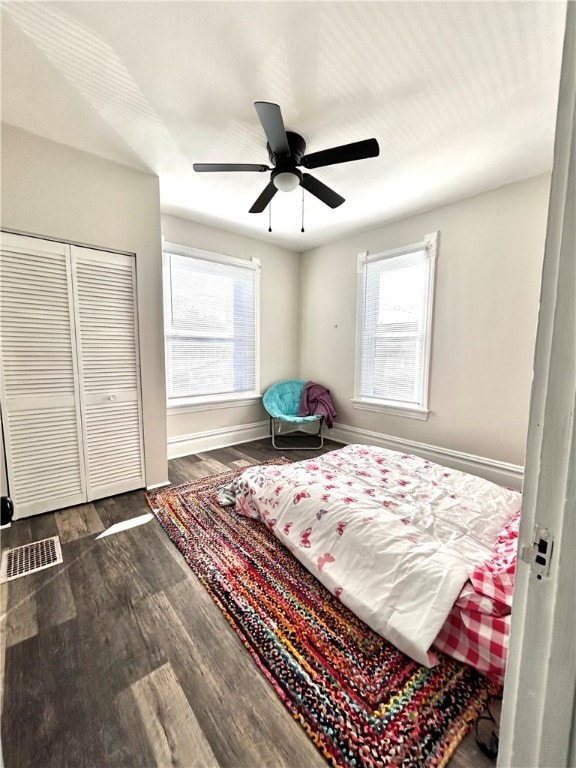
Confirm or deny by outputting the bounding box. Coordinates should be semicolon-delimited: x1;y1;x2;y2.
272;171;301;192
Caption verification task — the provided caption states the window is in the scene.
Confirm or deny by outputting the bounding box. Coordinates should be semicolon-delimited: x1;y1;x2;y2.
354;232;437;419
163;243;259;405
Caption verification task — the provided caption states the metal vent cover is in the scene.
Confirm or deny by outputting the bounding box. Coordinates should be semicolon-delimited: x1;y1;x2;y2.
0;536;63;583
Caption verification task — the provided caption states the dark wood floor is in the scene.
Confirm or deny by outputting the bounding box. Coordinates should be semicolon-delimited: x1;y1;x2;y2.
1;438;496;768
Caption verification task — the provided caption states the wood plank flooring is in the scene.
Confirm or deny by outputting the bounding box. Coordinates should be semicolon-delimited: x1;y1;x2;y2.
0;438;497;768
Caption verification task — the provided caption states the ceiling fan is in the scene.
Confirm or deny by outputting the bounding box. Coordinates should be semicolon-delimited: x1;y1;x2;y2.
193;102;380;213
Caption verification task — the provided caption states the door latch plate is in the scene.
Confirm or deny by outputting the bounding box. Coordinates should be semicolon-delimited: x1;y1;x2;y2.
520;525;554;580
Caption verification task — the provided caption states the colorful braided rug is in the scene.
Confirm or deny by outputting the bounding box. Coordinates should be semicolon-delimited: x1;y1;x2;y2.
147;461;496;768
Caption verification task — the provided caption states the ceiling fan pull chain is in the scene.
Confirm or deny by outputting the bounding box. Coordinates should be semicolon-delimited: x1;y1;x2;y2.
301;187;305;233
268;199;272;233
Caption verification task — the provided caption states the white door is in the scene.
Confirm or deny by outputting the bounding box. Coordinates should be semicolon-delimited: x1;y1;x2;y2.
0;234;145;518
71;246;145;500
498;5;575;766
0;233;87;516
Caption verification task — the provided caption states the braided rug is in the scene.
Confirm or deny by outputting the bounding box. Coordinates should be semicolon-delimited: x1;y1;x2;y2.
147;461;495;768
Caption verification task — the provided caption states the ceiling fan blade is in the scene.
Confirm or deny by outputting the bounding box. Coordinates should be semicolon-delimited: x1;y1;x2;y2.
301;173;345;209
193;163;269;172
249;181;278;213
301;138;380;169
254;102;290;156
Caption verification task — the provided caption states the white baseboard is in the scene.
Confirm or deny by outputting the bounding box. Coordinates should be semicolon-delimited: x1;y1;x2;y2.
146;480;170;491
328;423;524;490
168;420;270;459
166;419;524;489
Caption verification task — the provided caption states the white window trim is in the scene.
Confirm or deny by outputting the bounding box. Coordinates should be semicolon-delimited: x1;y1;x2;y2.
167;392;262;414
162;241;261;407
163;240;261;273
353;231;438;419
350;399;430;420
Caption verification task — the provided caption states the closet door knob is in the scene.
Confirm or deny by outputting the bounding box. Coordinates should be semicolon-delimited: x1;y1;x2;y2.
108;394;117;401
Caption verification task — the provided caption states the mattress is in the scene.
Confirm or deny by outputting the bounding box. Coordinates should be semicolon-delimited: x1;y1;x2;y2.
231;443;520;675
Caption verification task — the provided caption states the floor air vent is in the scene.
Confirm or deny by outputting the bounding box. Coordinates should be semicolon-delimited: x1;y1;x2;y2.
0;536;63;583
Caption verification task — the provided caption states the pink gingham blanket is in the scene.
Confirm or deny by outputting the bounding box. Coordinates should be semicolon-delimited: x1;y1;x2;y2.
434;510;520;686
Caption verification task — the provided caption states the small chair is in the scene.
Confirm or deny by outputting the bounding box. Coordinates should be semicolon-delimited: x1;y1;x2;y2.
262;379;324;450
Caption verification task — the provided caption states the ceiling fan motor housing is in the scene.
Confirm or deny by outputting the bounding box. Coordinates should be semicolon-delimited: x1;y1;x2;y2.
267;131;307;167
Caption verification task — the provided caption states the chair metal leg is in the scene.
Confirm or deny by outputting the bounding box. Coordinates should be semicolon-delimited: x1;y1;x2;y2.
270;417;324;450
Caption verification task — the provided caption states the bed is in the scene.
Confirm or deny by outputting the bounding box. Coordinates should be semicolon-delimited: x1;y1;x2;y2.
229;443;520;686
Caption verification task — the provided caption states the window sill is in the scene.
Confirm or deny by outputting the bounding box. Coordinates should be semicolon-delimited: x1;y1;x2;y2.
351;399;430;421
168;393;262;414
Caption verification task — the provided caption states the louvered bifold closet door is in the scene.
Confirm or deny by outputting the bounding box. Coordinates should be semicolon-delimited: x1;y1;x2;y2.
0;233;86;517
71;246;144;500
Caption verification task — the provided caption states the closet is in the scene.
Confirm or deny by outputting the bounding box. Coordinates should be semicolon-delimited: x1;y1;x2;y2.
0;232;145;519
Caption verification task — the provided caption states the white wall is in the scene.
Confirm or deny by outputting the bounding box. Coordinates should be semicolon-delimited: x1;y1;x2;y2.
299;175;551;466
161;214;300;453
0;122;551;475
1;124;168;486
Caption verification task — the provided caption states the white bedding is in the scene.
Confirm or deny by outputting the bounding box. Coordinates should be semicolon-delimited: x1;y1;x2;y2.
232;444;520;666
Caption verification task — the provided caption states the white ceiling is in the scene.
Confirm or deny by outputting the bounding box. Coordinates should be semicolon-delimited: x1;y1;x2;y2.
1;1;567;250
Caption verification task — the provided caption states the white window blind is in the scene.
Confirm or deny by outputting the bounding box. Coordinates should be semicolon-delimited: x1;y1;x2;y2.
163;245;259;403
355;232;437;415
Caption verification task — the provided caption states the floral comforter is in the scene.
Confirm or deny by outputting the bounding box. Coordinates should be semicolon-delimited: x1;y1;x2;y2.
231;444;520;667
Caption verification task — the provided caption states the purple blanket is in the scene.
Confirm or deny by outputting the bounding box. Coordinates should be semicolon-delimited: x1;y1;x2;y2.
298;381;337;428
